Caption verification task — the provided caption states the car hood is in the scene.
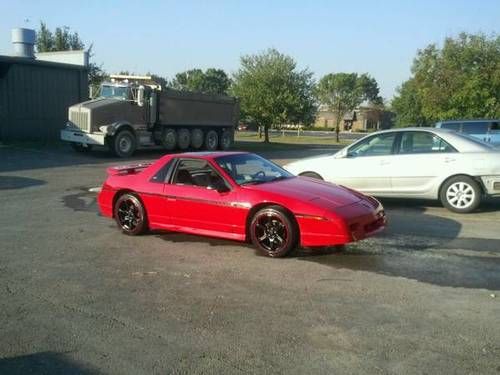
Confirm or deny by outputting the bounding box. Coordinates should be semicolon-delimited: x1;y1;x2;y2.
242;176;362;208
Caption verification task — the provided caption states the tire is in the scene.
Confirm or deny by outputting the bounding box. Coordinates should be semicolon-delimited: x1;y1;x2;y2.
114;193;148;235
112;130;136;158
205;130;219;151
71;142;92;153
440;175;481;213
161;128;177;151
250;205;298;257
299;172;323;180
219;128;233;150
191;129;204;149
177;128;191;150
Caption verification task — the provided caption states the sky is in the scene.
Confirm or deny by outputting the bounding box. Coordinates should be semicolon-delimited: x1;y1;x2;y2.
0;0;499;99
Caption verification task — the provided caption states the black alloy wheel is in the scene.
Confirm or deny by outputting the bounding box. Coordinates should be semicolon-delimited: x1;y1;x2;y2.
250;206;297;257
114;193;147;235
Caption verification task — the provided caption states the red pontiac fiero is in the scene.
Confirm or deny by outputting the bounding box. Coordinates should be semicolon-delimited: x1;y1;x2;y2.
98;152;386;257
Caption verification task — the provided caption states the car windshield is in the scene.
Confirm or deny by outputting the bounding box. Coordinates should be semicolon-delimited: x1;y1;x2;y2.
215;154;293;185
100;85;130;100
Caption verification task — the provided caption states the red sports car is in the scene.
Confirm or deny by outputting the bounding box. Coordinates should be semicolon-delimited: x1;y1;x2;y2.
98;152;386;257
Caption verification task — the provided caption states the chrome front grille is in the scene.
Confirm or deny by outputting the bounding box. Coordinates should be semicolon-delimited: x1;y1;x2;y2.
69;109;90;132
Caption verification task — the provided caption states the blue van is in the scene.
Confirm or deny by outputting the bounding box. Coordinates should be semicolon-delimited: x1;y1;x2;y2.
435;119;500;146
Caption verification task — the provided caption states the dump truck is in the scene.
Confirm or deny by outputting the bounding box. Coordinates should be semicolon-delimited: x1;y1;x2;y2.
60;75;239;157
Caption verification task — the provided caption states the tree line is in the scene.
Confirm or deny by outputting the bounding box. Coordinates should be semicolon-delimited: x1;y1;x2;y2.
36;22;499;142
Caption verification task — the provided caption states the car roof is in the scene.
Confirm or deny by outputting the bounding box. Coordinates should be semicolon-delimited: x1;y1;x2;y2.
158;151;249;163
436;119;499;124
353;127;495;153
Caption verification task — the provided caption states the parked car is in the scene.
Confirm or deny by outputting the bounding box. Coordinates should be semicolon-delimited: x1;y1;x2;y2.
98;152;386;257
283;128;500;213
435;119;500;146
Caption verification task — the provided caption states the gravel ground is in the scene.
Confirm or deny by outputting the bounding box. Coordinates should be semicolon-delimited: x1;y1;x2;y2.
1;144;499;374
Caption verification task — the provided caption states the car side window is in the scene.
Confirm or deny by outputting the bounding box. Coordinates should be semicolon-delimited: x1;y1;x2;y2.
171;159;229;190
150;158;176;183
462;122;488;134
348;133;397;157
440;122;461;131
399;132;455;154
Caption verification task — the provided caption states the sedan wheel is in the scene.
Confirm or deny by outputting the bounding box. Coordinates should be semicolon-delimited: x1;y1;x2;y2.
114;194;147;235
299;171;323;180
250;206;298;257
440;176;481;213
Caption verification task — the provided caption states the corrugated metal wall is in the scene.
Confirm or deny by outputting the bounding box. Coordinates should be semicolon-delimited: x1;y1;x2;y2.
0;59;87;142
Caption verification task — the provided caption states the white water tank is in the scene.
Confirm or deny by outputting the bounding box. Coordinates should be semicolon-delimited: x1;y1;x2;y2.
11;28;36;58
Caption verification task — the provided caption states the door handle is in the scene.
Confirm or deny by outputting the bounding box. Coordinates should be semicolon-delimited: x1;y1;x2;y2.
444;157;456;163
379;160;390;166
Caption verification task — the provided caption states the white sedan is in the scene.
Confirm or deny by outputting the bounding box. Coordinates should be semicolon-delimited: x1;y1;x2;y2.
283;128;500;213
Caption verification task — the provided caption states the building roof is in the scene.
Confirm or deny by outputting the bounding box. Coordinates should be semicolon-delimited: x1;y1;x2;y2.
0;54;87;71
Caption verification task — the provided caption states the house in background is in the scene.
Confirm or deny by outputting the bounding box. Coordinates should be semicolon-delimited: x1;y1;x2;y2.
315;102;394;131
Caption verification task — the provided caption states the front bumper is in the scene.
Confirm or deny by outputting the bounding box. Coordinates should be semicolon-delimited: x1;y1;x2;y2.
480;176;500;196
298;199;386;247
60;128;106;146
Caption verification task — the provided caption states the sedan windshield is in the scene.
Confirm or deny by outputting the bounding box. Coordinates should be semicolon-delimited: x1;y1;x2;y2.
215;154;293;185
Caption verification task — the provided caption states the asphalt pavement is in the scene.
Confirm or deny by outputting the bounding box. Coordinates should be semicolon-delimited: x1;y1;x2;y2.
1;144;499;374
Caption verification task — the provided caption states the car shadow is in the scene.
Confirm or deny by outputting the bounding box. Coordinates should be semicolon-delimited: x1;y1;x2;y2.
0;175;46;190
0;352;98;375
296;205;500;290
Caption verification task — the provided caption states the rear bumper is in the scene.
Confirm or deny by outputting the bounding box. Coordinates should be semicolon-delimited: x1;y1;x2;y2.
61;128;106;146
480;176;500;196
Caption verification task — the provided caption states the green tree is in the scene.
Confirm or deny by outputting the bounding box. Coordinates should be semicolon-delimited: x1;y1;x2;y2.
232;48;316;143
317;72;382;142
36;22;53;52
392;32;500;125
36;22;106;98
391;78;425;127
171;68;231;95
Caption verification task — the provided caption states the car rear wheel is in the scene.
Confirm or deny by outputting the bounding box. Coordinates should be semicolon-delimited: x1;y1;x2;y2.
299;171;323;180
114;193;147;235
250;206;298;257
112;130;136;158
440;176;481;213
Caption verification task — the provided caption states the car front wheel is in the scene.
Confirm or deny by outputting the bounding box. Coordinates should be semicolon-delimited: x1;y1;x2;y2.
114;193;147;235
440;176;481;213
250;206;298;257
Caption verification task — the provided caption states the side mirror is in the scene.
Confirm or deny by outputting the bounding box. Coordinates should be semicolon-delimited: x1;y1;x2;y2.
137;86;145;107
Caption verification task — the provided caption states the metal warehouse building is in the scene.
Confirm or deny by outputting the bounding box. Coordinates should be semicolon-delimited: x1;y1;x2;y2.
0;28;88;142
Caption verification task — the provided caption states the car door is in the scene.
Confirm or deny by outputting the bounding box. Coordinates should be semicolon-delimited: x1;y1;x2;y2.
389;131;458;197
320;132;398;195
163;158;245;236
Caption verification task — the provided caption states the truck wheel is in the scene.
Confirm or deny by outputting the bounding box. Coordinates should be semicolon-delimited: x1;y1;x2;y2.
112;130;136;158
205;130;219;151
191;129;204;149
219;129;234;150
161;128;177;151
71;142;93;153
177;128;191;150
